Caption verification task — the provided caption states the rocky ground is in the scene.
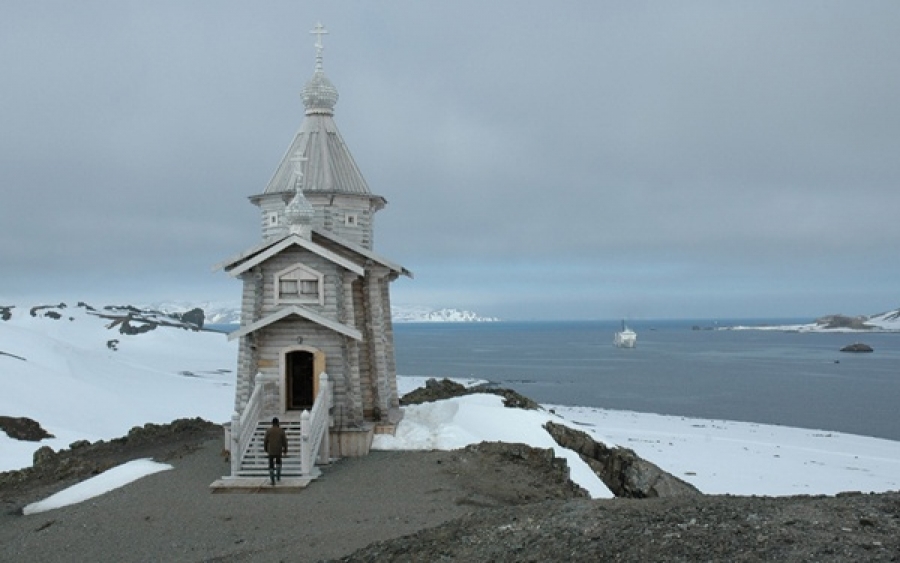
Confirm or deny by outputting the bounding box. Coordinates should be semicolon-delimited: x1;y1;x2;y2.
334;491;900;562
2;383;900;561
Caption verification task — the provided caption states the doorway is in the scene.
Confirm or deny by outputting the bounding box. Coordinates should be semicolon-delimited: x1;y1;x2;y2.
286;350;314;410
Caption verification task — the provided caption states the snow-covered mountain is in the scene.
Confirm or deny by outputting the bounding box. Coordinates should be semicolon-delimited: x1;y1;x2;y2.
150;302;499;324
390;305;500;323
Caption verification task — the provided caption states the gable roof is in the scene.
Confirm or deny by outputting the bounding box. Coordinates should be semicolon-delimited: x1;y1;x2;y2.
312;228;413;278
227;305;363;342
213;233;364;277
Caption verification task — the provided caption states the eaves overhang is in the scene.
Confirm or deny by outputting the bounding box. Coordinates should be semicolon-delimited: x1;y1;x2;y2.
213;233;364;277
227;305;363;342
312;228;413;278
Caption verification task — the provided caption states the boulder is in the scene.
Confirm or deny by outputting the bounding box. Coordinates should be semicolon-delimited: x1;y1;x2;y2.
0;416;54;441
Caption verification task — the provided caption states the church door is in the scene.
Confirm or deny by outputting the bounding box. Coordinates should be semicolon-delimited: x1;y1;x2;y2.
286;351;315;410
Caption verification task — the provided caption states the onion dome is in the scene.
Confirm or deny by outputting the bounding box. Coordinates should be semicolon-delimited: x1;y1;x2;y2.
302;23;339;115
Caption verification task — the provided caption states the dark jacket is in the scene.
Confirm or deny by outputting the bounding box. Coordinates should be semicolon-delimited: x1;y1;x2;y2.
264;425;288;457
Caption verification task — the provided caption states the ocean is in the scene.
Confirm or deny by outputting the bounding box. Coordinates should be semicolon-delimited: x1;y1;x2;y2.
393;320;900;442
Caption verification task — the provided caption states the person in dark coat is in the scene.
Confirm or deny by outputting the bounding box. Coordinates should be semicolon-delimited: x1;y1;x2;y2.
263;417;288;485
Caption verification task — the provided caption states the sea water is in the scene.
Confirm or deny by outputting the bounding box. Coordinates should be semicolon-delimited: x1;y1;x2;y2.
394;320;900;441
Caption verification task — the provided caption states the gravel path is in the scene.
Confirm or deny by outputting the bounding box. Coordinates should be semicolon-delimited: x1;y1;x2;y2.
0;439;479;562
0;437;580;562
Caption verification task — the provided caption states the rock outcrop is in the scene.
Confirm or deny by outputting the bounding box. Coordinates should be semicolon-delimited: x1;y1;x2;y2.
0;416;54;441
400;377;539;410
400;378;696;499
816;314;872;330
544;421;701;498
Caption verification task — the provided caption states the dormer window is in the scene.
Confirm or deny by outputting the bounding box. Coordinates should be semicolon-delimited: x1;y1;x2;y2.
345;213;358;227
275;265;323;305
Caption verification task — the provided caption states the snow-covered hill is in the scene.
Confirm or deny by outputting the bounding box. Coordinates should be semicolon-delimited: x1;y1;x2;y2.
0;302;236;472
728;307;900;332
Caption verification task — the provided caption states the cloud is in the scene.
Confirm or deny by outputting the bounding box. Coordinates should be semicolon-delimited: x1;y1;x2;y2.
3;2;898;318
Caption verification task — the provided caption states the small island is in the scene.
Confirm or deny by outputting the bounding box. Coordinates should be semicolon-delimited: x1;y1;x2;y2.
840;342;874;353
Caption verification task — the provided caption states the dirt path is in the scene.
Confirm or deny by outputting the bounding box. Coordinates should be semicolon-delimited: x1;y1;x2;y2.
0;437;581;562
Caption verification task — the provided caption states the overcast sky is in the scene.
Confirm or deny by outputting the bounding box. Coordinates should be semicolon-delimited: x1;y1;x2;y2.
2;2;899;320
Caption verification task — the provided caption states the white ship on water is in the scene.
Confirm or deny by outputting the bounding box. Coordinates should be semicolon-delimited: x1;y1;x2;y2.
614;321;637;348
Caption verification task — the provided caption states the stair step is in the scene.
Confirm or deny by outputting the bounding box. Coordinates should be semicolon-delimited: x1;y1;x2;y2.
236;419;324;476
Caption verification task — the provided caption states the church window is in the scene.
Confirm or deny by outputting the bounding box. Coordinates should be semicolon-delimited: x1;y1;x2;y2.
301;280;319;295
279;279;298;298
268;212;279;226
275;265;323;305
345;213;358;226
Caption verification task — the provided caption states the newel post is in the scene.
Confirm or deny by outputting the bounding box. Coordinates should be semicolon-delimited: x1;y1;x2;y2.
229;412;241;476
300;409;311;475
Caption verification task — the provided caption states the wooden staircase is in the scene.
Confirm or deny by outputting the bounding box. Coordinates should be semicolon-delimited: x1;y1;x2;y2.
235;419;305;478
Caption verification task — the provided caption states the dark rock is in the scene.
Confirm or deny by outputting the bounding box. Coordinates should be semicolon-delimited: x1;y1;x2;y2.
840;342;874;353
544;421;701;499
0;416;55;441
0;418;220;505
401;378;469;405
817;314;872;330
32;446;56;467
177;307;205;329
0;306;12;321
400;378;539;410
447;442;590;504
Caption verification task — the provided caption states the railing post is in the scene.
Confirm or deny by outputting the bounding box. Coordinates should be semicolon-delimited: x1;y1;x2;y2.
230;412;241;477
318;373;331;464
300;409;311;475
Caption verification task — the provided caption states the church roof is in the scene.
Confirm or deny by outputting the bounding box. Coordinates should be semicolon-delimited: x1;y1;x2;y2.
312;228;412;278
261;24;374;198
213;233;365;277
227;305;363;342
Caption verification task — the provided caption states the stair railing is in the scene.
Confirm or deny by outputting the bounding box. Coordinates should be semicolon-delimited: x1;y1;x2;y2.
300;372;332;475
230;372;275;476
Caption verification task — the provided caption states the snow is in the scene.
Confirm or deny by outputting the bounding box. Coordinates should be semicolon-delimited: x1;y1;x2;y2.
378;378;900;499
0;303;236;472
3;306;900;513
22;459;172;515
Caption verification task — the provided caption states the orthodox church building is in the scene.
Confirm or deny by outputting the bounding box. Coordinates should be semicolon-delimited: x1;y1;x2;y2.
215;25;409;477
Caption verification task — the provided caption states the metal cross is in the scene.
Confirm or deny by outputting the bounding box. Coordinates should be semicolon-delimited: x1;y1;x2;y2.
310;22;328;70
311;22;328;50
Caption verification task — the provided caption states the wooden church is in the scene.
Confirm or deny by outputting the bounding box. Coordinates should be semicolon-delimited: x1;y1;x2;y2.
214;24;410;484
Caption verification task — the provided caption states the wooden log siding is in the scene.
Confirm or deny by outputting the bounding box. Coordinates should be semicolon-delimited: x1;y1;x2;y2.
342;270;364;426
305;193;375;250
364;266;391;420
380;277;400;410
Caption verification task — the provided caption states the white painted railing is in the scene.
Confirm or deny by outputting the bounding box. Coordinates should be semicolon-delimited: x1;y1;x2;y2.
300;372;332;476
230;372;272;476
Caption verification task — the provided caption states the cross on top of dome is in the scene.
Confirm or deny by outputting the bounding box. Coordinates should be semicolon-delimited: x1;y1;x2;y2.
302;22;339;115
